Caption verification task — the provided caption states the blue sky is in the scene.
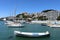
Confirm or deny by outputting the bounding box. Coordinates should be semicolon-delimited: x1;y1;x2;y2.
0;0;60;17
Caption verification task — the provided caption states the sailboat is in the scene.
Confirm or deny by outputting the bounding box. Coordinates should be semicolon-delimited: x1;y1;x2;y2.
5;20;23;27
5;9;24;28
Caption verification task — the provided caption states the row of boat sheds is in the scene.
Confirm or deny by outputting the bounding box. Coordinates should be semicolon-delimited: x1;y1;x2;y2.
2;18;60;37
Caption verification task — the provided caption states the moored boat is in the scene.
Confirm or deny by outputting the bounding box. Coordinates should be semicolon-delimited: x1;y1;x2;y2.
48;24;60;28
5;21;24;28
14;31;50;37
47;21;60;27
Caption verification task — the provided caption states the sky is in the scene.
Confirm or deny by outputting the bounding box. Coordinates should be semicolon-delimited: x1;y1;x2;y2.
0;0;60;17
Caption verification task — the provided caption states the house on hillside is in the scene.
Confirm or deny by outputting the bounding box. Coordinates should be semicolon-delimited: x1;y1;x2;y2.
41;9;60;20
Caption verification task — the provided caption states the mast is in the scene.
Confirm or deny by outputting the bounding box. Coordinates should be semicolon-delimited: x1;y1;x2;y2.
14;8;16;17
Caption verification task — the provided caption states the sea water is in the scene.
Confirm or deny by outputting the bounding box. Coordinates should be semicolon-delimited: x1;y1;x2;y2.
0;21;60;40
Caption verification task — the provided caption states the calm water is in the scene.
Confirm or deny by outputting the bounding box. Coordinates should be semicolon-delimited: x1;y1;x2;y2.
0;21;60;40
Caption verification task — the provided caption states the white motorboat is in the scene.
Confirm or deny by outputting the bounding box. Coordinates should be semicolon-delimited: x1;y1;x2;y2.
5;21;24;28
7;23;24;27
47;21;60;27
48;24;60;27
5;21;14;25
14;31;50;37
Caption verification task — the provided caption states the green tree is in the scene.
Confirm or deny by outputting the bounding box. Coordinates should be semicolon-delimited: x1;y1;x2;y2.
38;16;48;20
16;14;22;18
57;16;60;20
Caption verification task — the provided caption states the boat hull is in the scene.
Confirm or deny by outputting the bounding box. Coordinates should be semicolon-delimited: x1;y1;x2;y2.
5;21;24;28
48;24;60;28
15;33;50;37
14;31;50;37
7;24;24;28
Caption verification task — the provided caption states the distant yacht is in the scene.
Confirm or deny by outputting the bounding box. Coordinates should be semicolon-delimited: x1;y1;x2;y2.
4;9;24;28
5;20;24;28
47;21;60;28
